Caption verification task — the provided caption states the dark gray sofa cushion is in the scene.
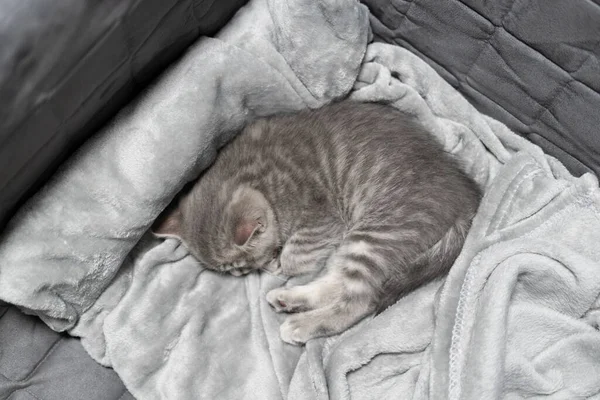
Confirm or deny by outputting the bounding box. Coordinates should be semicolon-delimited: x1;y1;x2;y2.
0;304;134;400
0;0;248;230
361;0;600;179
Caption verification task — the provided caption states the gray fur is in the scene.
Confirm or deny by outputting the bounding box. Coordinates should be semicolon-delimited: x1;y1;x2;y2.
153;101;481;345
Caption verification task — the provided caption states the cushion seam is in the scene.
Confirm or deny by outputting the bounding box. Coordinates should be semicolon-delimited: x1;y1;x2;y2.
188;0;203;25
23;389;44;400
527;131;593;172
128;1;184;61
450;0;600;93
121;1;139;88
6;389;44;400
378;0;600;94
22;337;64;382
0;336;63;383
527;44;600;130
462;0;517;81
389;0;416;34
194;0;218;21
371;30;593;173
116;388;130;400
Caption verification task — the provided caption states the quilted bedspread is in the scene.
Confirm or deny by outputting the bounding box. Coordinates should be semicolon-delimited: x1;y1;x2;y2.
362;0;600;178
0;303;134;399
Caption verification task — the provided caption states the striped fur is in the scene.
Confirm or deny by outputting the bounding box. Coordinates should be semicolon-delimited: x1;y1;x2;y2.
154;101;481;345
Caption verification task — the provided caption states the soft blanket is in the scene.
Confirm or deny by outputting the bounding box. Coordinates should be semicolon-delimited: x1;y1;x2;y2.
2;0;600;399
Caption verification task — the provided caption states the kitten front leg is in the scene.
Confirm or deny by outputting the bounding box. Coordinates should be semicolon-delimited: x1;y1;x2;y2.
266;264;334;312
270;238;388;344
266;223;343;312
266;284;326;313
279;301;373;345
266;233;338;311
275;276;375;344
277;224;341;276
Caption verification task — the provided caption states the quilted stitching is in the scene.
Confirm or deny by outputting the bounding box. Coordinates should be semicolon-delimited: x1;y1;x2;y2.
462;0;517;82
370;0;600;114
362;0;600;178
0;307;129;400
456;0;600;93
0;308;60;382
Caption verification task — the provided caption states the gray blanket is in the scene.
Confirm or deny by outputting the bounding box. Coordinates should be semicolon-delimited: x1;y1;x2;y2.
2;0;600;399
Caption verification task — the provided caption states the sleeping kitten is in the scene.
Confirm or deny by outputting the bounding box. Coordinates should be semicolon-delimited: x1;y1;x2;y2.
153;101;481;345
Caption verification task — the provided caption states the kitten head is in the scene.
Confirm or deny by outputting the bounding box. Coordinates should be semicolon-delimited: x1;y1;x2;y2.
152;185;280;274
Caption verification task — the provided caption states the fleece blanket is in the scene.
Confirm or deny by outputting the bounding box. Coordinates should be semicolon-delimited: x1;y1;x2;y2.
2;0;600;399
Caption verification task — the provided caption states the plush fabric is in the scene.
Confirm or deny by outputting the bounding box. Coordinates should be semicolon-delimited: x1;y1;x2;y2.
0;0;370;397
361;0;600;179
0;0;369;331
346;44;600;399
0;0;248;230
2;0;600;399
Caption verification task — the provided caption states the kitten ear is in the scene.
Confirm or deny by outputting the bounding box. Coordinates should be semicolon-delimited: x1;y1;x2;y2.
228;187;270;246
151;205;183;239
234;218;263;246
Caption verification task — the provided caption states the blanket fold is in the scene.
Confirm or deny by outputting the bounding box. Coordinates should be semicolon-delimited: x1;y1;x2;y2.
0;0;369;332
1;1;600;399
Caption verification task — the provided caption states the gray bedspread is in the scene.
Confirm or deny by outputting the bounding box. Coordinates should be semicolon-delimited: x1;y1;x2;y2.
0;304;134;400
361;0;600;179
2;0;600;399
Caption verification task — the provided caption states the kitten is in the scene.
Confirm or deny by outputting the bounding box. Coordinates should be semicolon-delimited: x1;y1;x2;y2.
153;101;481;345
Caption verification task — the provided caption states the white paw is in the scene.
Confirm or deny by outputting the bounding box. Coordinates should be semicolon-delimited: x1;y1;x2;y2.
230;267;253;277
280;317;310;346
266;288;288;312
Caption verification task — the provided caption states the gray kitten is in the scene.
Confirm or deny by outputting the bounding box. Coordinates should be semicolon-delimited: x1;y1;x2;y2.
153;101;481;345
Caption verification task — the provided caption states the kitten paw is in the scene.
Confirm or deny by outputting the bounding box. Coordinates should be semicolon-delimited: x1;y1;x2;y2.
266;288;290;312
230;268;253;277
266;288;310;313
280;316;313;345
